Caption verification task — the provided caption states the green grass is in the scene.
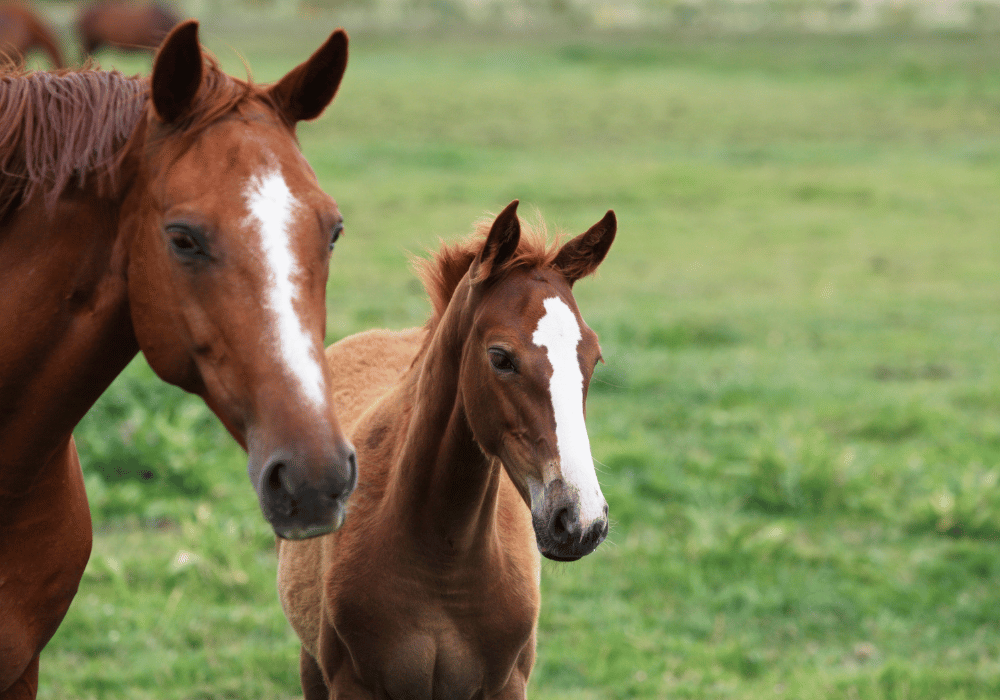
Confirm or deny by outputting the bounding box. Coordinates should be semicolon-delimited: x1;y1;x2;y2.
37;20;1000;700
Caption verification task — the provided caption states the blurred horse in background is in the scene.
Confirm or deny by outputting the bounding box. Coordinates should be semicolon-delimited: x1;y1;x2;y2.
0;19;357;699
278;201;616;699
0;3;63;68
76;0;179;56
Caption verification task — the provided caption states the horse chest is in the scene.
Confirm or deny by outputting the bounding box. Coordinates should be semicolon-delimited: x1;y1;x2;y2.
329;569;537;700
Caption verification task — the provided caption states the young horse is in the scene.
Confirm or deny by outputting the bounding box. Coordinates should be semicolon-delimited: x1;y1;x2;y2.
0;3;63;68
278;200;616;699
76;0;179;57
0;20;357;699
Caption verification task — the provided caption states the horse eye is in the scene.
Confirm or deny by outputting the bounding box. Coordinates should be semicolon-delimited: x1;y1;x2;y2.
329;221;344;252
166;224;208;260
489;348;516;374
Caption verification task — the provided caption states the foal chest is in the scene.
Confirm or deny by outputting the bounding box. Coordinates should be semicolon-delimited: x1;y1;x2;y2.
327;565;538;700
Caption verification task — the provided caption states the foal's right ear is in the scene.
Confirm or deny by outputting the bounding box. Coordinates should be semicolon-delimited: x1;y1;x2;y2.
553;210;616;286
472;200;521;284
151;20;203;124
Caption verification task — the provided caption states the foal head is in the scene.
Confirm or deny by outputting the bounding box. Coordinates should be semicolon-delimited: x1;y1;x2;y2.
451;201;615;561
124;22;355;538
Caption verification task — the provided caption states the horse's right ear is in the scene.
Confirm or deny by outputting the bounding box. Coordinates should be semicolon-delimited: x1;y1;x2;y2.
267;29;348;123
151;20;203;124
471;200;521;284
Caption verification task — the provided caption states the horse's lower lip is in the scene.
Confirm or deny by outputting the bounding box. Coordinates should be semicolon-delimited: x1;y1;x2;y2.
273;501;346;540
541;551;583;562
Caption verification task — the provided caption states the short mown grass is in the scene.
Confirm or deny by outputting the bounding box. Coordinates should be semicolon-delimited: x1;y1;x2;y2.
38;19;1000;700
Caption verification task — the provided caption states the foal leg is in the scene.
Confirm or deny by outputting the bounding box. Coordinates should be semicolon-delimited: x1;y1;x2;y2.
0;438;92;700
300;647;330;700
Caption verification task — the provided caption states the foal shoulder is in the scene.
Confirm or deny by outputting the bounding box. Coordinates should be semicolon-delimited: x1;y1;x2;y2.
325;327;425;431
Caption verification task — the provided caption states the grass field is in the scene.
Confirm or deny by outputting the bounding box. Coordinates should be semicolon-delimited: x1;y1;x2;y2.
32;16;1000;700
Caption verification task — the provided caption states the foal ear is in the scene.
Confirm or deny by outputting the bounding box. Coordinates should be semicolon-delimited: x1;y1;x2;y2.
553;210;617;285
472;200;521;284
267;29;348;123
151;20;203;124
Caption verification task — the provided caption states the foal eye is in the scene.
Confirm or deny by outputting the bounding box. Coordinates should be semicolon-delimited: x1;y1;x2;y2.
166;224;208;260
329;221;344;252
488;348;516;374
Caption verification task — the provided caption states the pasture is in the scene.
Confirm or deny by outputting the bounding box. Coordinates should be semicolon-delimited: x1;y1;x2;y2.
35;14;1000;700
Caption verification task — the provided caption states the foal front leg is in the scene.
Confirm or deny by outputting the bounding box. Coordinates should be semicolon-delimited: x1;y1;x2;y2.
300;647;330;700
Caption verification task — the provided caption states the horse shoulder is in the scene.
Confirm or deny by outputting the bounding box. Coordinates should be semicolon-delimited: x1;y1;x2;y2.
325;327;424;432
276;536;328;659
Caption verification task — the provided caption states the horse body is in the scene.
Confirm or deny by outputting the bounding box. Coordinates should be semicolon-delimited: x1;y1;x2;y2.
0;21;356;699
278;202;616;699
77;1;179;55
0;4;63;68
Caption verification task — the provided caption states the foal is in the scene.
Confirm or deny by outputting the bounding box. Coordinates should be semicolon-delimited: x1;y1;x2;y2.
278;200;616;699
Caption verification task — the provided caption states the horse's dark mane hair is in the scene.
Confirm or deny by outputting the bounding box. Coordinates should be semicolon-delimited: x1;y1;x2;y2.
0;53;262;217
413;214;563;329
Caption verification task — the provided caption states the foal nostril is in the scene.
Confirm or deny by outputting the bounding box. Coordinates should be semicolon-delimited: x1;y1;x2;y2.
550;507;575;543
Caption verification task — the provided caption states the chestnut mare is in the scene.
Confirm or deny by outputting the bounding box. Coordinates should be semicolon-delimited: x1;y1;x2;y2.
278;200;616;699
0;20;357;699
0;4;63;68
76;0;179;56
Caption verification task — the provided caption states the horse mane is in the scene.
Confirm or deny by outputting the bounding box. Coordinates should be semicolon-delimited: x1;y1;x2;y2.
0;52;261;218
413;213;563;329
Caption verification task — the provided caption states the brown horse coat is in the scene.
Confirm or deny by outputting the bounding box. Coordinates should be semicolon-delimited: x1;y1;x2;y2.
76;0;179;56
0;4;63;68
278;202;616;700
0;21;356;699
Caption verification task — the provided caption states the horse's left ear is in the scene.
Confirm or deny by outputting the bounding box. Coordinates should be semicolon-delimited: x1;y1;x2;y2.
471;200;521;284
151;20;203;124
267;29;348;123
553;210;617;285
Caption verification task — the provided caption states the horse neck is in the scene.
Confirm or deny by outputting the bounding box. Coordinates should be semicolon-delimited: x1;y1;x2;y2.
0;155;142;491
385;286;501;558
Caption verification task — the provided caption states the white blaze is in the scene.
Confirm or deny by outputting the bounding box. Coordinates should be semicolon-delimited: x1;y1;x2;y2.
531;296;605;523
244;167;326;411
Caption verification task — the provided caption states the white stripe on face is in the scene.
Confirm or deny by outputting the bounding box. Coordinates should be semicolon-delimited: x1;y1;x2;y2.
243;166;326;412
531;296;605;523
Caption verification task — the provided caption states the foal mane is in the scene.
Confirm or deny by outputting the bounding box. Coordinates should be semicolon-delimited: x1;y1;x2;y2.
414;213;563;329
0;54;261;218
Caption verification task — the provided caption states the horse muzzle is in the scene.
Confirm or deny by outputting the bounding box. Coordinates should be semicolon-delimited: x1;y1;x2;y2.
530;477;609;561
254;445;358;540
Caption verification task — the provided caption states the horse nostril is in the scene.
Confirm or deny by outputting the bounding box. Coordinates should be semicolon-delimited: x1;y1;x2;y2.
550;507;573;543
265;460;287;494
346;450;358;492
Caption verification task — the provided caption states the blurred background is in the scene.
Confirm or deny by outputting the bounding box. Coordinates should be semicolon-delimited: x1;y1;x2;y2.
15;0;1000;698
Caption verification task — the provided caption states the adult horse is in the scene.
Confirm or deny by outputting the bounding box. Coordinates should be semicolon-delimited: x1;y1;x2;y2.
0;3;63;68
0;19;357;699
278;201;616;699
76;0;179;56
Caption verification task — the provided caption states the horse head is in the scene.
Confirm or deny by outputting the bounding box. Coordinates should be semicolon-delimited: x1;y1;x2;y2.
123;21;355;539
461;200;616;561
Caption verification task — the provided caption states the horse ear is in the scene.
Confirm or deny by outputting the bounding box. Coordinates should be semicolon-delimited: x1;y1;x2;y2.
268;29;348;123
151;20;203;124
472;200;521;284
553;210;617;285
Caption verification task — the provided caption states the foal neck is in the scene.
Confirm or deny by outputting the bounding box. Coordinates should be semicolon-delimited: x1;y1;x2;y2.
386;283;500;558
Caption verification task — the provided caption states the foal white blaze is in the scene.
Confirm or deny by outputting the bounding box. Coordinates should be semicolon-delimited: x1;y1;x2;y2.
531;295;605;523
243;165;327;412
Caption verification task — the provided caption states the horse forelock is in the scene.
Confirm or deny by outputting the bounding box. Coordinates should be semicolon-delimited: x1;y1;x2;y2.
0;53;270;219
413;214;563;330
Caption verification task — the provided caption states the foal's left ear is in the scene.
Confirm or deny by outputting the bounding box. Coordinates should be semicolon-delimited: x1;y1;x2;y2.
267;29;348;123
471;199;521;284
553;210;617;285
151;20;203;124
